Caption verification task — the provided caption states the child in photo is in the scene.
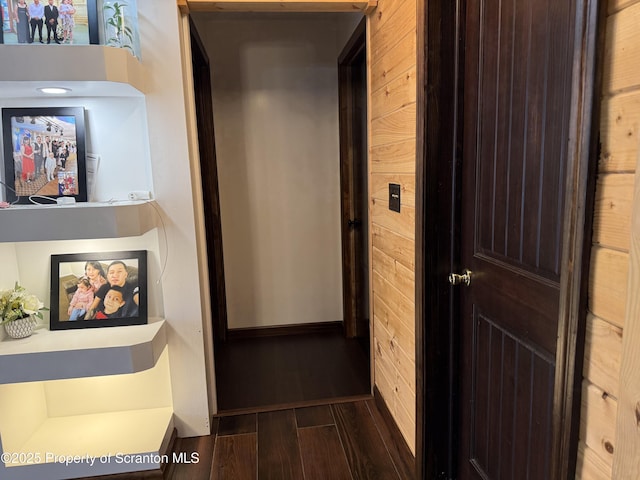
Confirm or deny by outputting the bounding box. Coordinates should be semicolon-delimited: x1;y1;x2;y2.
94;285;126;319
84;261;107;292
45;150;56;181
67;278;94;321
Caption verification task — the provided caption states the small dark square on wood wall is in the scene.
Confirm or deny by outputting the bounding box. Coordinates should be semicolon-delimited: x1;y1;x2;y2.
389;183;401;213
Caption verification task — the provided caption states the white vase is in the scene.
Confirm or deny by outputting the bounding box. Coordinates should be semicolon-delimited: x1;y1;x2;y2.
4;316;36;339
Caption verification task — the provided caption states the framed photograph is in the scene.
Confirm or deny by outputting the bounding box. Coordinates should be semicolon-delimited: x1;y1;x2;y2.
2;106;87;204
50;250;147;330
0;0;98;45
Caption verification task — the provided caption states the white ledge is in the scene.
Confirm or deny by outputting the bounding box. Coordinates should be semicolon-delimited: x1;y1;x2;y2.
0;45;144;97
0;200;159;242
0;319;166;383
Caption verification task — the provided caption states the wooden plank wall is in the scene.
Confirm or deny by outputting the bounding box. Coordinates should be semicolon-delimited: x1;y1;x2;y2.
613;120;640;477
367;0;417;454
576;0;640;478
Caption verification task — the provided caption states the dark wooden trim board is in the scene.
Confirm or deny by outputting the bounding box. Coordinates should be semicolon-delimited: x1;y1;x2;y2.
226;321;344;340
418;0;461;478
190;18;228;345
338;16;369;339
373;387;416;480
414;0;427;477
338;16;366;65
551;0;606;477
214;393;374;417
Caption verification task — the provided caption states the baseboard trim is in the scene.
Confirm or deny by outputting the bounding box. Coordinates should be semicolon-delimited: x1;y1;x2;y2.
372;386;416;479
215;393;373;417
226;321;343;340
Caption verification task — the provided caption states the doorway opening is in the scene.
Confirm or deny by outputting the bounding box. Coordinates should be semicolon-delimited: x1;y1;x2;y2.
190;12;372;413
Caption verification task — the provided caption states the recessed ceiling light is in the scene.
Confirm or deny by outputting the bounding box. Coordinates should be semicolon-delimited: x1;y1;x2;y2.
38;87;71;95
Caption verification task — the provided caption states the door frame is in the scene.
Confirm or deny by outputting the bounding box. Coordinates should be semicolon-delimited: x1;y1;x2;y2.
190;20;229;345
339;17;369;339
416;0;605;478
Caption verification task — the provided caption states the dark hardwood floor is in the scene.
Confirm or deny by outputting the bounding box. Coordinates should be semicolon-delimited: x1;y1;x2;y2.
77;332;415;480
214;330;371;412
167;400;415;480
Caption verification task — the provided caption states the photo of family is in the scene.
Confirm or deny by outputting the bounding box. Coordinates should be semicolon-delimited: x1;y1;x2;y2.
50;251;147;330
0;0;98;45
2;107;87;204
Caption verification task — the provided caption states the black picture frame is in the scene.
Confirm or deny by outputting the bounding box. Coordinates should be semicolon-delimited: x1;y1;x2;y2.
0;0;99;45
2;106;87;204
0;1;5;44
50;250;148;330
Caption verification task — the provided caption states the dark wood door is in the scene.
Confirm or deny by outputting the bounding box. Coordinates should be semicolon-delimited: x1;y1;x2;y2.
339;18;369;339
457;0;577;478
419;0;601;477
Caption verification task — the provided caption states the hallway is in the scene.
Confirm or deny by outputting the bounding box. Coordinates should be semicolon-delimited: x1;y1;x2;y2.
214;329;371;412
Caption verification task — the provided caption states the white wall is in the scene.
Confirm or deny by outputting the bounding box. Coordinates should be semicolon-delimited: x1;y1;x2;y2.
136;0;209;436
0;382;48;452
192;12;361;330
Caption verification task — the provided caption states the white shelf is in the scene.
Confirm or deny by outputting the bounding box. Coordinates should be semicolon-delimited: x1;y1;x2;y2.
0;407;174;480
0;319;166;384
0;200;159;243
0;45;144;97
0;21;181;480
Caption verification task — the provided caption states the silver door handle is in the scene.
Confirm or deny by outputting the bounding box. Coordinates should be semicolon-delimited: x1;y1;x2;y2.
448;269;472;286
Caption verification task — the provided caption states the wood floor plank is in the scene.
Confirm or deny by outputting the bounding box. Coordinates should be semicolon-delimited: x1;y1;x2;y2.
218;413;257;436
171;435;216;480
166;401;414;480
257;409;304;480
298;425;353;480
295;405;335;428
332;401;400;479
210;433;257;480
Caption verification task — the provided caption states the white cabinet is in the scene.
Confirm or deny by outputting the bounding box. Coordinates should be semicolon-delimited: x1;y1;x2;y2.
0;44;174;480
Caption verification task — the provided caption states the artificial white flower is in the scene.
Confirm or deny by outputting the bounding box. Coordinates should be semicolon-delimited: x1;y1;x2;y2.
0;283;47;324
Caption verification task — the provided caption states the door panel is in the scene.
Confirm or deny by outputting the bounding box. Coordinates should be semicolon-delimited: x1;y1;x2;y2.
458;0;576;477
471;257;559;353
469;312;555;479
472;0;573;281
